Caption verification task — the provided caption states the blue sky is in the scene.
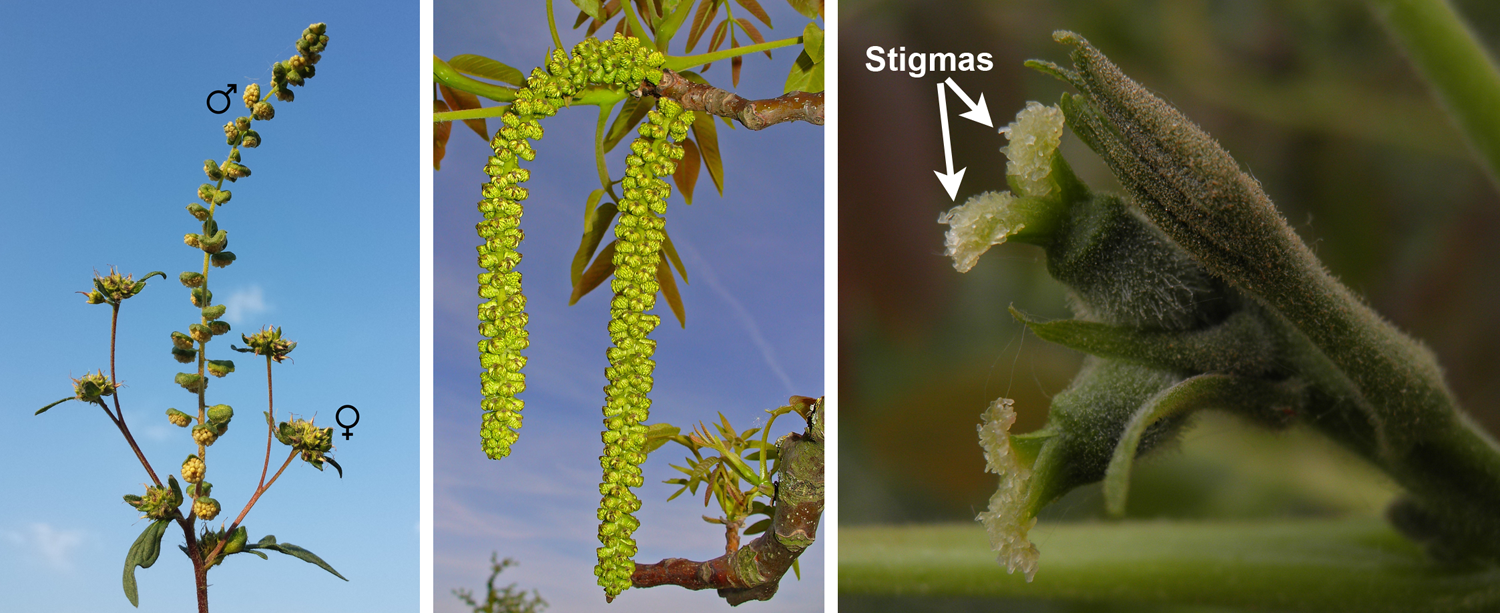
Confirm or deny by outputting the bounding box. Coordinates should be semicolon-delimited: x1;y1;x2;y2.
434;1;825;611
0;2;418;611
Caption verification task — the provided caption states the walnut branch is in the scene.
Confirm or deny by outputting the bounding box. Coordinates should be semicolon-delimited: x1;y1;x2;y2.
634;69;824;131
631;422;824;605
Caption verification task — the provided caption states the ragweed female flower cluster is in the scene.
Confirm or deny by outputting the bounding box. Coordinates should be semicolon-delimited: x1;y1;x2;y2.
475;33;667;461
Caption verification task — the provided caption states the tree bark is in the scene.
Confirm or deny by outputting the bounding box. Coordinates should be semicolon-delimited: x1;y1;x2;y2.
631;419;824;605
635;69;824;131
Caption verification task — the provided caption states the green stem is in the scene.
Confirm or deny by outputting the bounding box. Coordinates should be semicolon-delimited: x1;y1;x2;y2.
665;37;802;72
1369;0;1500;190
595;103;615;194
840;520;1500;612
433;107;513;122
546;0;563;51
621;0;653;46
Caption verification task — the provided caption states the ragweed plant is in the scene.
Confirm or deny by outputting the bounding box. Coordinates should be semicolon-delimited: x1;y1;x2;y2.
938;29;1500;591
435;0;823;603
34;23;344;612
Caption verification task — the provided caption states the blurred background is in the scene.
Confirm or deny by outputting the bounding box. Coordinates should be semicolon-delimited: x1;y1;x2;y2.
838;0;1500;610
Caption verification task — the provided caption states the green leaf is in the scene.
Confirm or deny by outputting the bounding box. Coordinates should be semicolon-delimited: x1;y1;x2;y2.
36;396;74;415
784;0;819;19
744;517;772;535
247;535;348;581
570;240;618;305
570;0;604;22
657;254;687;328
571;192;614;289
434;56;518;103
784;23;824;93
656;0;698;50
122;519;171;607
444;54;528;87
325;457;343;478
792;557;801;580
645;423;683;455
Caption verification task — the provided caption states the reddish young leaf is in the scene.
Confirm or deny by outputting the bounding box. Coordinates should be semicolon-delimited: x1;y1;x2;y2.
434;98;452;171
687;0;719;52
704;19;730;71
692;111;724;194
672;138;701;204
603;98;653;152
736;17;772;58
571;192;615;288
733;0;771;27
730;34;742;88
438;84;488;141
658;255;686;328
571;240;619;304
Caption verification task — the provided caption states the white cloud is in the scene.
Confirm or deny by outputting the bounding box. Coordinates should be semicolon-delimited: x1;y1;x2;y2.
222;285;270;325
1;523;86;571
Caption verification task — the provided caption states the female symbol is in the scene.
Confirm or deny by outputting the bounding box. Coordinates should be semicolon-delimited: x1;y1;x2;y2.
335;404;359;439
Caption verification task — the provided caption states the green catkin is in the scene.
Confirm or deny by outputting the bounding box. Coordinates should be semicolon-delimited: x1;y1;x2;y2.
595;99;692;602
470;33;676;601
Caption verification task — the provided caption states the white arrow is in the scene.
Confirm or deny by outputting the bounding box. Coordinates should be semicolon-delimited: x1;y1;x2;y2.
934;81;967;201
944;77;992;127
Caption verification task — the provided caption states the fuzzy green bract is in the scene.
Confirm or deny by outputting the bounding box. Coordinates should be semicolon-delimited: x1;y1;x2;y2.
952;30;1500;580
